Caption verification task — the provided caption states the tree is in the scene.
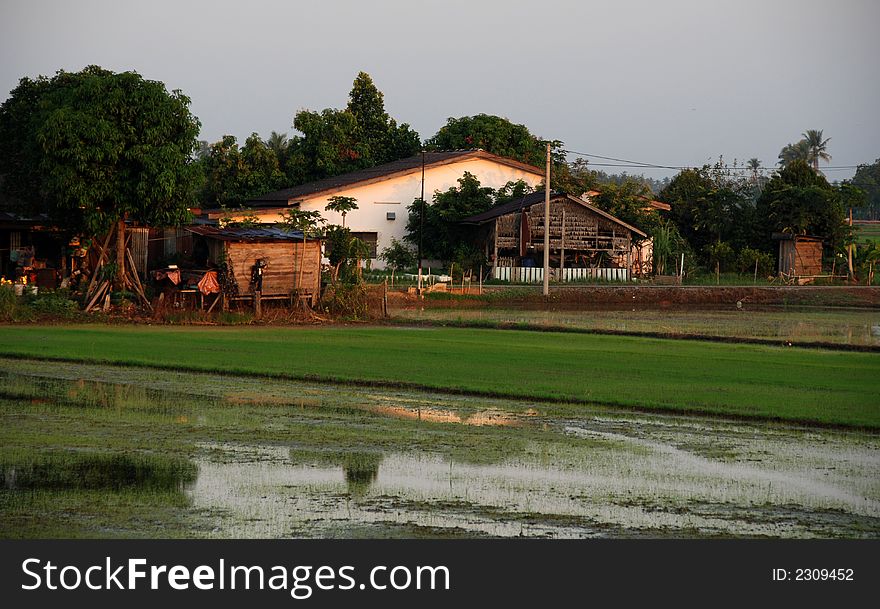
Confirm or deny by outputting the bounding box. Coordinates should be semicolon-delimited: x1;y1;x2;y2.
588;180;661;239
379;238;416;274
426;114;563;169
778;140;811;167
0;66;201;287
845;158;880;220
659;160;757;258
755;159;848;252
405;172;495;266
199;133;287;208
802;129;831;171
286;72;420;184
325;195;358;228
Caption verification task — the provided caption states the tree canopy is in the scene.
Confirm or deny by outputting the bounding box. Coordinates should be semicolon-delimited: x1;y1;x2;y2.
755;159;847;250
426;114;563;169
199;133;287;208
846;158;880;220
286;72;421;184
0;65;201;235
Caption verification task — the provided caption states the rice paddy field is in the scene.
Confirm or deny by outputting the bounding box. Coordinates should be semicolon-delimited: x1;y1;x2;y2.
1;316;878;539
391;306;880;347
855;222;880;244
0;324;877;427
1;360;878;539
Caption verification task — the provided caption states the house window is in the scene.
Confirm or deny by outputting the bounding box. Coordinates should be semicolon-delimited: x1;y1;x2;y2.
351;232;378;258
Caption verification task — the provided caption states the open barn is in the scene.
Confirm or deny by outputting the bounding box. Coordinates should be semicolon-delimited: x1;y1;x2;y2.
185;226;321;307
461;192;647;282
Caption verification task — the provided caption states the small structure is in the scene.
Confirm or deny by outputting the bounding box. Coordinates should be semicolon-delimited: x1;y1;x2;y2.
185;226;322;308
461;192;647;283
773;233;823;279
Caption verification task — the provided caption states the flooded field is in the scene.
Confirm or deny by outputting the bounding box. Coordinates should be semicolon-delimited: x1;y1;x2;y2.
1;358;878;538
391;306;880;346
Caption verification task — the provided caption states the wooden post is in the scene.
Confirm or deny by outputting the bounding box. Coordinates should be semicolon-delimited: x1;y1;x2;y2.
221;292;228;313
754;258;759;284
115;218;126;289
626;246;631;282
560;208;566;282
492;218;499;280
383;279;388;317
479;265;483;295
542;143;551;296
254;290;262;319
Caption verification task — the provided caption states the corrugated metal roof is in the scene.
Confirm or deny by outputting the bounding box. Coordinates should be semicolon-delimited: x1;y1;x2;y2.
185;225;307;242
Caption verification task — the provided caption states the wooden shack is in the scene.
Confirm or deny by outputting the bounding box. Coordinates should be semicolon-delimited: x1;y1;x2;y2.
186;226;321;306
773;233;823;278
461;192;646;282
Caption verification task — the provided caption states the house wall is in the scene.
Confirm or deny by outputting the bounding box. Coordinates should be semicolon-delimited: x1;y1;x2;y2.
239;158;543;268
779;240;822;276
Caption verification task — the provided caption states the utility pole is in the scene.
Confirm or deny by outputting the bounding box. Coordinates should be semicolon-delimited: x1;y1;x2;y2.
543;142;551;296
418;150;425;294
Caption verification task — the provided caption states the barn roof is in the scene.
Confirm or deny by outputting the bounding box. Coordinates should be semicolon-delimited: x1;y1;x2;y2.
185;225;308;242
460;191;647;238
239;150;544;208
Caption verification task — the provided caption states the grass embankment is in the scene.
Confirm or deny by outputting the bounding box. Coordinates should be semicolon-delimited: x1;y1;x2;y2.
0;325;877;428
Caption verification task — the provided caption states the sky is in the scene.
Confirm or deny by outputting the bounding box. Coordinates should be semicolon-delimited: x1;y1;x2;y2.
2;0;878;180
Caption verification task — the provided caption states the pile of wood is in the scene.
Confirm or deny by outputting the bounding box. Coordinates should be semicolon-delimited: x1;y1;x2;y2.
83;231;152;312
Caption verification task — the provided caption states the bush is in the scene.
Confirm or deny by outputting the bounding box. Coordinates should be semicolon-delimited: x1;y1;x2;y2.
736;247;774;276
321;281;368;319
0;285;19;321
703;241;735;273
26;290;79;318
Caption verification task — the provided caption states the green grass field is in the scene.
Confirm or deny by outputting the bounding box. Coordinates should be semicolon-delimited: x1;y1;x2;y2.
855;222;880;244
0;324;877;428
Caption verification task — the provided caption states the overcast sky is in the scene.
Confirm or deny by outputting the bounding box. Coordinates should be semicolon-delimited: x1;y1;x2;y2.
2;0;878;179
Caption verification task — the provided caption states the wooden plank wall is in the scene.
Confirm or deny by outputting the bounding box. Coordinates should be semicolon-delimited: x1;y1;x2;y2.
225;240;321;298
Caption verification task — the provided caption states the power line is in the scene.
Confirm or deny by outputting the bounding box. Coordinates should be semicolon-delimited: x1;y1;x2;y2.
562;148;860;172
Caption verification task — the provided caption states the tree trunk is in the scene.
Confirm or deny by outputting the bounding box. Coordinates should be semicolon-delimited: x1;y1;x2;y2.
115;218;126;289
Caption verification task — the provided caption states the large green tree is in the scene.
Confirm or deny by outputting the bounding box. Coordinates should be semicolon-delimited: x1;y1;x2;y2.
405;172;495;267
426;114;563;169
0;65;201;285
286;72;421;184
199;133;287;207
845;158;880;220
659;161;757;257
755;159;848;251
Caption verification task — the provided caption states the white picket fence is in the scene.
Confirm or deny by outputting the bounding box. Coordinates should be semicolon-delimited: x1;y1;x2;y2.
492;266;629;283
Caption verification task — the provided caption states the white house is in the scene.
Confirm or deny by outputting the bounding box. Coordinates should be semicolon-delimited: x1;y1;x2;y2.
201;150;544;268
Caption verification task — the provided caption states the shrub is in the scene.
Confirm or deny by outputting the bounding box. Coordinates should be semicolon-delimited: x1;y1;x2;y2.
26;290;79;318
736;247;774;276
0;285;19;321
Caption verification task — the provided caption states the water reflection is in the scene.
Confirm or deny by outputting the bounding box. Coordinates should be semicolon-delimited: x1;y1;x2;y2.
289;449;384;499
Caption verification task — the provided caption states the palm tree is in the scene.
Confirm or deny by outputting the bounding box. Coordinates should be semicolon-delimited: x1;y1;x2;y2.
747;158;761;182
802;129;831;171
266;131;289;157
778;140;811;168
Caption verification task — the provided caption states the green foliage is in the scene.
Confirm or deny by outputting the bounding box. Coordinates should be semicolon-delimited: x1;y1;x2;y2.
845;158;880;220
199;133;287;207
703;241;735;273
321;281;368;319
651;221;689;275
588;180;661;238
379;238;417;271
736;247;774;276
777;140;811;168
280;208;324;236
778;130;831;170
659;160;760;259
426;114;563;168
0;66;201;235
287;72;420;184
755;159;848;252
27;290;79;317
0;286;18;321
325;195;358;227
325;226;369;282
405;172;494;264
